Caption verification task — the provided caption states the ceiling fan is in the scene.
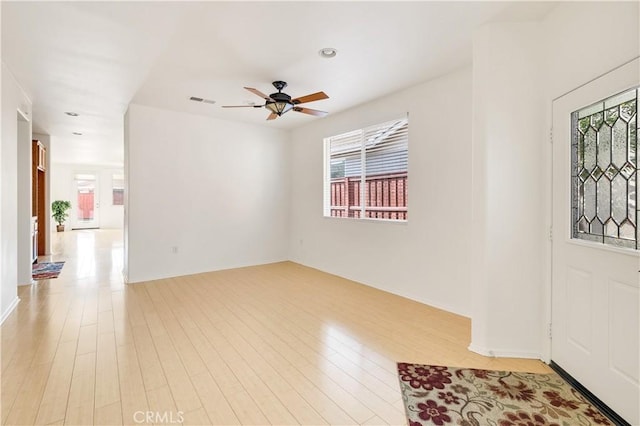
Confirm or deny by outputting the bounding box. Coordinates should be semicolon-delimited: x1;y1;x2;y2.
222;81;329;120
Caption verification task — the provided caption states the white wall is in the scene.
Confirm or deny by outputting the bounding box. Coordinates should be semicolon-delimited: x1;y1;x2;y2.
1;62;32;321
124;103;291;283
289;68;473;317
543;2;639;100
50;162;124;230
470;22;545;358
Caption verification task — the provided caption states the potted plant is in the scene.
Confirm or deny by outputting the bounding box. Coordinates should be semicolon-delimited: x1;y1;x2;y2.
51;200;71;232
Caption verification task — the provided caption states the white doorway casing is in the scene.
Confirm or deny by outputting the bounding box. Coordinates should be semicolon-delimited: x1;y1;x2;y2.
16;111;32;285
551;58;639;425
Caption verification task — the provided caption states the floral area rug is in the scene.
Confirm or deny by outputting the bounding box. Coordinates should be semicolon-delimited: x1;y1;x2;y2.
32;261;65;280
397;363;613;426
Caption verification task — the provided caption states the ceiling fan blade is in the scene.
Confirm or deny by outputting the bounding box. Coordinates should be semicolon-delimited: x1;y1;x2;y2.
291;91;329;104
266;112;278;121
244;87;272;100
293;107;328;117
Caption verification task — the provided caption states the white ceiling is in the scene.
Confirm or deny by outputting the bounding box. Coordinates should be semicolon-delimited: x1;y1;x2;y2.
1;1;556;166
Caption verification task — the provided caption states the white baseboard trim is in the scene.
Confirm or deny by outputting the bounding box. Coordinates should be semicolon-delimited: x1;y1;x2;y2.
468;343;541;360
0;297;20;325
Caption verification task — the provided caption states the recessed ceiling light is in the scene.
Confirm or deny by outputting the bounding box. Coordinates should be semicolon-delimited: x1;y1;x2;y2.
319;48;337;58
65;111;79;117
72;132;83;136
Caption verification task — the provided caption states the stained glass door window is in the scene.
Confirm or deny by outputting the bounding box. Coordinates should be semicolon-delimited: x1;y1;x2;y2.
572;87;638;249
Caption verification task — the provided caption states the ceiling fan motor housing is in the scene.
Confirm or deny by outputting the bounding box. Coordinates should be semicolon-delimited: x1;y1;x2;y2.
269;92;292;103
272;80;288;91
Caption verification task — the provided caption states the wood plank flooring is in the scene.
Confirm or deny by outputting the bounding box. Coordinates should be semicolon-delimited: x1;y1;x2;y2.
1;229;551;425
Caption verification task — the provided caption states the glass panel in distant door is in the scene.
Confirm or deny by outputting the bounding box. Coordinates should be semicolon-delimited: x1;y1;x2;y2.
112;174;124;206
76;176;95;222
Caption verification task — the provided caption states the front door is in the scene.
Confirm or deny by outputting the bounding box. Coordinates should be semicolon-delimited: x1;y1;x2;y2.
551;59;639;425
72;173;100;229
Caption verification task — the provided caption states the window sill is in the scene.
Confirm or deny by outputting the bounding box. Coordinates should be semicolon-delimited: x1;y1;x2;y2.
323;215;408;225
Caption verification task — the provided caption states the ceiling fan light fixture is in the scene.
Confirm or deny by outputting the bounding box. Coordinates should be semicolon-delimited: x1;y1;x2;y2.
265;101;293;116
319;47;337;58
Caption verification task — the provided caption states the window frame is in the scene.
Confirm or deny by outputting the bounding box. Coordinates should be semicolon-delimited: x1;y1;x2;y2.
323;117;409;222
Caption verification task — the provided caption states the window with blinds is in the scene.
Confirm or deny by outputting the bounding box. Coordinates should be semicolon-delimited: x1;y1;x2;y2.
324;117;408;221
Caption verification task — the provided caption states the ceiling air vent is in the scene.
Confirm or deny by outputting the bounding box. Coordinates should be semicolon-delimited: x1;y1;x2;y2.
189;96;215;104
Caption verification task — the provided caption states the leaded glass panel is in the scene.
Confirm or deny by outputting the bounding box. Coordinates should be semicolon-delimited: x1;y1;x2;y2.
572;87;639;249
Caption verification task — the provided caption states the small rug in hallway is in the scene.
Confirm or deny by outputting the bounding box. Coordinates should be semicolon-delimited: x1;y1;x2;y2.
397;363;614;426
32;261;65;280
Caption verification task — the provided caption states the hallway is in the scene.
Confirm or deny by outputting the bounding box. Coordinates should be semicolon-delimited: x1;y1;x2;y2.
2;229;125;424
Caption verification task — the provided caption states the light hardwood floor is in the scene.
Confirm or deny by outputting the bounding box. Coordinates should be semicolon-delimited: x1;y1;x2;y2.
1;229;551;425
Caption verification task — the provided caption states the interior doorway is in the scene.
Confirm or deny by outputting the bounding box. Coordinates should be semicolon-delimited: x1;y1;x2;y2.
32;140;47;256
